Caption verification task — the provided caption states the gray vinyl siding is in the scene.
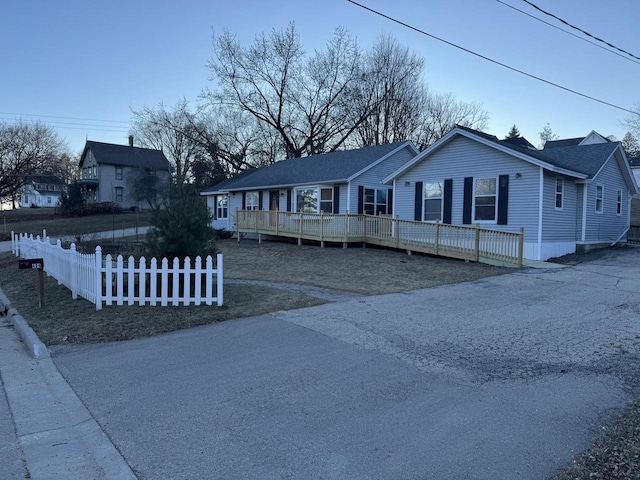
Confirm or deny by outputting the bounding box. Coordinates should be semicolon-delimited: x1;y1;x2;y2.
349;146;416;214
540;172;579;242
392;136;541;243
584;156;629;242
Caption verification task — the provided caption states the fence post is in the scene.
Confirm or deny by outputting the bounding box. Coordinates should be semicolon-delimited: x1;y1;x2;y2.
217;253;224;306
435;220;440;256
299;212;303;246
236;208;240;243
474;224;480;262
95;246;102;310
320;211;324;247
518;227;524;267
70;243;78;299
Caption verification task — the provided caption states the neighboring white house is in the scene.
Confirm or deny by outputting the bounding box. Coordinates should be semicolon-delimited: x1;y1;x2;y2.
201;141;420;231
77;136;171;210
383;126;638;261
20;173;67;208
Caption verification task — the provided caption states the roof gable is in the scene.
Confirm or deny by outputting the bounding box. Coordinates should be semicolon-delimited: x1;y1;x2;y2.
203;142;417;193
80;141;170;170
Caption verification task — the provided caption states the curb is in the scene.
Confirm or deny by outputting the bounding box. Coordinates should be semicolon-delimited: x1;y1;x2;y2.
0;288;49;359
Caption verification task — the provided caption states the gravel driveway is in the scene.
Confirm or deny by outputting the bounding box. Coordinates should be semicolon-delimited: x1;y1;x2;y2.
52;247;640;479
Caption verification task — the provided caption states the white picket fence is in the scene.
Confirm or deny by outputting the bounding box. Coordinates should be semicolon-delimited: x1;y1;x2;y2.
12;232;223;310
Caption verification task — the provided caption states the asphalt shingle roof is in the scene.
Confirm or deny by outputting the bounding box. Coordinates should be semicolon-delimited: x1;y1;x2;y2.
543;138;584;149
456;125;619;178
204;142;409;192
82;141;170;170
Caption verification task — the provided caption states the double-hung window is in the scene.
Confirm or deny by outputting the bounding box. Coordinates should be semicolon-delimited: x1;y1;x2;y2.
115;167;123;180
217;195;228;219
363;188;388;215
295;186;334;213
474;178;497;221
114;187;123;203
245;191;259;211
617;189;622;215
555;177;563;209
595;185;603;213
423;182;442;221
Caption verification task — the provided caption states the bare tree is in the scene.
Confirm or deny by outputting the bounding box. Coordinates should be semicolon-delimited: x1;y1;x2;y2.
210;23;407;158
622;131;640;157
538;123;559;149
623;103;640;140
0;121;67;208
414;91;489;149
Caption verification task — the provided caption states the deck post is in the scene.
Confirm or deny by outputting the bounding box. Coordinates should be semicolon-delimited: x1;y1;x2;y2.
236;208;240;243
435;219;440;256
395;216;400;249
474;224;480;262
298;212;303;246
258;233;262;244
320;212;324;248
275;211;279;236
518;227;524;267
343;211;348;248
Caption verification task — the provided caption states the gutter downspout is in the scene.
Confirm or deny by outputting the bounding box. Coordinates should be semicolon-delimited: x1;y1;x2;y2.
581;184;587;242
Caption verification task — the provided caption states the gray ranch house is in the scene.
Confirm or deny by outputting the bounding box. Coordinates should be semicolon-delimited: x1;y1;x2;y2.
78;136;171;210
201;141;419;231
384;125;638;261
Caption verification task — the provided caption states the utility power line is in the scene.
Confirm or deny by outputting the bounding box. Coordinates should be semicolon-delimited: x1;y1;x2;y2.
346;0;640;117
0;111;130;124
496;0;640;66
520;0;640;61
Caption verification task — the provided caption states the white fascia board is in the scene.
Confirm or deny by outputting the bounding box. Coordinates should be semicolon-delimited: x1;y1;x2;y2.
227;179;349;193
347;141;420;183
382;127;588;184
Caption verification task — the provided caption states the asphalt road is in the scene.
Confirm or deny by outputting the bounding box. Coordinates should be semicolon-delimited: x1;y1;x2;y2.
51;247;640;480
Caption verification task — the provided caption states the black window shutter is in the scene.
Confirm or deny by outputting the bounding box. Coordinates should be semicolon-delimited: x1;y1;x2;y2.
497;174;509;225
463;177;473;224
387;189;393;216
242;192;246;210
333;185;340;213
443;179;453;224
414;181;423;221
212;195;217;220
286;189;292;212
357;186;364;214
258;190;263;210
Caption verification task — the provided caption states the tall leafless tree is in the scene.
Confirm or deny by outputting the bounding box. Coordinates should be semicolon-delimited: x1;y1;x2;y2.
0;120;67;208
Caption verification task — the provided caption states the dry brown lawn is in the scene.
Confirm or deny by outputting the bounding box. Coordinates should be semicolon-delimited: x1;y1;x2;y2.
0;238;510;345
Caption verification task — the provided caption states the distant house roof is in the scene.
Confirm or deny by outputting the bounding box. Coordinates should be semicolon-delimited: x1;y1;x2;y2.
27;172;66;186
543;138;584;149
629;155;640;168
80;141;170;170
201;141;416;194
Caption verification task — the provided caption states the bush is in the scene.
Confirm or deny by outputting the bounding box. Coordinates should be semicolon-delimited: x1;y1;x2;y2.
214;228;234;240
143;183;217;261
63;202;122;217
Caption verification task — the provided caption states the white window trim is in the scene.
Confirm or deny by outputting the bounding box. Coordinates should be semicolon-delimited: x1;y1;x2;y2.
217;194;228;219
473;176;498;224
364;187;389;216
423;181;443;222
293;186;333;214
595;184;604;214
616;189;622;216
245;191;260;211
555;177;564;210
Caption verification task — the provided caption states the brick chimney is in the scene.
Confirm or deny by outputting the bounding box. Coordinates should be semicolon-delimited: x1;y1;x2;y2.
128;135;134;147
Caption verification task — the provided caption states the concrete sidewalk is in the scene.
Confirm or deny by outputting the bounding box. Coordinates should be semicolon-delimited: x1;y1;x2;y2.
0;315;135;479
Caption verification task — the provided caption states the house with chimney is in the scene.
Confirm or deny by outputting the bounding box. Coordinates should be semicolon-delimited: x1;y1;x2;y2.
78;136;171;210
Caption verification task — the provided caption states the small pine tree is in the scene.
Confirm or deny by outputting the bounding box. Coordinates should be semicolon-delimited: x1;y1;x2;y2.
143;183;217;261
506;124;521;138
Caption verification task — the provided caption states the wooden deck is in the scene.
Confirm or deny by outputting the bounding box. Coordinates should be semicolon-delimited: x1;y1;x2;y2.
236;211;524;267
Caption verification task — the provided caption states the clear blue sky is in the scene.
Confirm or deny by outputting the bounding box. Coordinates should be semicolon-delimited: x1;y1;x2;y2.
1;0;639;156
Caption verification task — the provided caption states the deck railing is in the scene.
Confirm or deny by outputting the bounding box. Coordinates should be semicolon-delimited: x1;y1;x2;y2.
236;210;524;267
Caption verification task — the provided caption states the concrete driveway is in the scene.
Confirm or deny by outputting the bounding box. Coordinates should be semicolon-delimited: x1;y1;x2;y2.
51;248;640;480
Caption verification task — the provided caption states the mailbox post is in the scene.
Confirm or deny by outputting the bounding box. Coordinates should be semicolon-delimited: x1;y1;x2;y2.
18;258;44;307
